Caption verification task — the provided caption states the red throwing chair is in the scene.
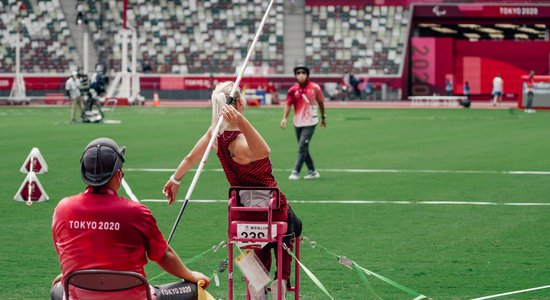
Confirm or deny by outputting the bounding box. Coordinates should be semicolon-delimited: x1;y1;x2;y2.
227;186;301;300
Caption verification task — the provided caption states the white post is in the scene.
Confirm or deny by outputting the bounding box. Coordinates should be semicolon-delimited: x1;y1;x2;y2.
130;28;139;102
15;29;20;75
27;157;33;205
120;29;130;98
83;30;89;74
10;20;26;102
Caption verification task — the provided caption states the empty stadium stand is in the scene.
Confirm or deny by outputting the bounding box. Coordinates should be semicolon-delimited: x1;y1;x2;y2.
1;0;412;76
304;4;410;75
0;0;78;73
84;0;285;74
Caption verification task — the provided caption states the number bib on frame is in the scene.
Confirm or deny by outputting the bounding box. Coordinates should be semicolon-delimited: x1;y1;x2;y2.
236;223;277;249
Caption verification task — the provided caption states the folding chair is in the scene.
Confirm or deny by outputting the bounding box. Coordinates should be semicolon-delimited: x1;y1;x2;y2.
227;187;301;300
64;269;151;300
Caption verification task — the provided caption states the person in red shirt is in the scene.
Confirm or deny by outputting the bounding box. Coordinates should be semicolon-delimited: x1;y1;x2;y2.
281;64;326;180
265;82;279;105
163;81;302;300
51;138;210;300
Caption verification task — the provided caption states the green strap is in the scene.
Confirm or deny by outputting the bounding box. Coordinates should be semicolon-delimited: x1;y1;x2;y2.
285;246;335;300
149;240;226;283
304;237;428;299
352;263;383;300
148;271;168;283
354;262;427;299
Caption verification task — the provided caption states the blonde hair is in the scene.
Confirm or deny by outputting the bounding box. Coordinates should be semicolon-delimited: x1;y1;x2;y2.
211;81;242;133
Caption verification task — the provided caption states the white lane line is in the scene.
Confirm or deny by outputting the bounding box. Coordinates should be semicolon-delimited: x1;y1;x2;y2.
471;284;550;300
140;199;550;206
125;168;550;175
508;171;550;175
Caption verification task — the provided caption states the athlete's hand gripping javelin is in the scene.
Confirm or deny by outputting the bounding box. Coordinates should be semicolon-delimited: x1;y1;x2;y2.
220;103;245;128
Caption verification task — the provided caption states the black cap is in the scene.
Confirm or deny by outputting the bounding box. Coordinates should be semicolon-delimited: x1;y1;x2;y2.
80;138;125;186
293;64;310;77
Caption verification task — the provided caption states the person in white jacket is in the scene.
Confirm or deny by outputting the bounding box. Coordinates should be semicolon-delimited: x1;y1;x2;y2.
65;71;82;123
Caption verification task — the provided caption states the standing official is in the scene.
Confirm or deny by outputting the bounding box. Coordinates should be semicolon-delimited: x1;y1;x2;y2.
492;74;504;106
281;64;326;180
525;70;536;113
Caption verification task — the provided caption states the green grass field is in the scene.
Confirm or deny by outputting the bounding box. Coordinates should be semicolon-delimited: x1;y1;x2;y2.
1;106;549;299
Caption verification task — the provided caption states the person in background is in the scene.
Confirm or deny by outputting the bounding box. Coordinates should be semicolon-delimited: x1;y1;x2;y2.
460;81;471;109
445;79;453;96
348;73;362;99
163;82;302;300
90;64;107;98
266;82;279;105
341;72;351;100
281;64;326;180
492;73;503;106
363;78;374;100
75;1;87;25
65;71;82;123
525;70;536;113
51;138;210;300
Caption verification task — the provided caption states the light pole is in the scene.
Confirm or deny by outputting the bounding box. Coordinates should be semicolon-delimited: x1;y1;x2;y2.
9;2;27;104
76;2;89;74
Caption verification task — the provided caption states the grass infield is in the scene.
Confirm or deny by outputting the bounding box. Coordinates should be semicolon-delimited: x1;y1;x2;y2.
1;106;549;299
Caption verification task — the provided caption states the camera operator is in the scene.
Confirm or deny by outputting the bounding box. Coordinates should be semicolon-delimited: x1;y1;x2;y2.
80;70;105;123
78;73;93;113
90;64;108;98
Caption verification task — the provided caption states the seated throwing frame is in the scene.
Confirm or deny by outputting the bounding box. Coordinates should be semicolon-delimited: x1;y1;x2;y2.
227;187;300;300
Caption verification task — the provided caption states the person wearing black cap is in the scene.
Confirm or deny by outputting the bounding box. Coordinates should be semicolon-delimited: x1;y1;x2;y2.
51;137;210;299
281;64;326;180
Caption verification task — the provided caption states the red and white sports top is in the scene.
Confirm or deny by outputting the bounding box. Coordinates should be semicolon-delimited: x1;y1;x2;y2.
526;77;535;92
285;81;325;127
217;131;288;221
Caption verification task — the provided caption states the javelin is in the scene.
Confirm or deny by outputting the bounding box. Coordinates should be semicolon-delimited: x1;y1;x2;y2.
167;0;275;244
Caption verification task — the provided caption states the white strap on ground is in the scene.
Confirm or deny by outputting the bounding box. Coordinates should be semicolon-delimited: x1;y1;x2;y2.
471;284;550;300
